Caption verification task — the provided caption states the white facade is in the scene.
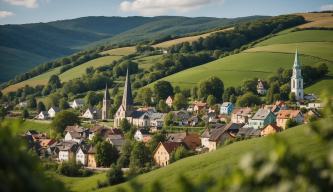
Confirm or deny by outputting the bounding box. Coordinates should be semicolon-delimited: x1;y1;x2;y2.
76;148;87;165
59;151;70;161
64;132;82;143
71;99;84;109
291;50;304;100
134;130;144;141
36;111;48;120
48;107;59;118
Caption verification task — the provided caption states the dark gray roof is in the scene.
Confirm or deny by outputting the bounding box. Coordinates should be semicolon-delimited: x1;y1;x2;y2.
127;110;145;118
122;68;133;110
236;128;261;138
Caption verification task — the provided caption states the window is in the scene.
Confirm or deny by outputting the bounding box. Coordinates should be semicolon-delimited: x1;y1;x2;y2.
292;80;295;89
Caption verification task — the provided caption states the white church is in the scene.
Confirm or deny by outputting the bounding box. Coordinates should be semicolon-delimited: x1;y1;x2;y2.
291;49;304;100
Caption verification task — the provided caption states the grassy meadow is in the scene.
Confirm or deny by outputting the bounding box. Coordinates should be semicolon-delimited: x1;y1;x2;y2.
134;54;164;70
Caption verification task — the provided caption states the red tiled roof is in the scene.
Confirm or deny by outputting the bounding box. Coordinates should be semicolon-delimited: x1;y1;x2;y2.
277;110;301;119
161;142;183;154
183;134;201;150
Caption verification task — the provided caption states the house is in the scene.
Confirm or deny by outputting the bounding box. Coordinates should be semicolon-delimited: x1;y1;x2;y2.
276;110;304;129
200;123;241;151
153;142;183;167
236;127;261;139
106;135;125;151
39;139;56;149
172;110;191;126
231;107;252;124
260;124;281;136
149;112;165;128
193;101;207;112
64;131;84;143
87;146;97;168
88;125;123;141
134;129;151;142
182;133;201;150
57;141;78;162
70;99;85;109
218;114;229;123
188;116;199;126
82;107;101;120
304;94;317;101
18;101;28;108
76;145;89;166
220;102;234;115
257;79;267;95
35;111;49;120
167;132;187;142
165;96;173;107
265;101;288;114
64;125;88;140
48;107;60;118
249;109;276;129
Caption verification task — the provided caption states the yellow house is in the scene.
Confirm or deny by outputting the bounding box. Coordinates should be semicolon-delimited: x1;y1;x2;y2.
153;142;182;167
260;124;281;136
87;146;97;168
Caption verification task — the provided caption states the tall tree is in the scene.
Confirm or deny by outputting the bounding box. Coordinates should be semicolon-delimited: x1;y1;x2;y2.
154;81;174;101
198;76;224;101
48;75;61;89
129;142;151;169
136;87;153;106
96;141;119;167
172;93;187;110
51;111;80;134
37;101;46;112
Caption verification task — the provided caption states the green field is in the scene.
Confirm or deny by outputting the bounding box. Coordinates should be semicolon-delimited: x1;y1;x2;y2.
152;29;333;95
53;124;325;192
101;47;136;56
134;54;163;70
59;56;122;82
3;118;52;135
256;30;333;46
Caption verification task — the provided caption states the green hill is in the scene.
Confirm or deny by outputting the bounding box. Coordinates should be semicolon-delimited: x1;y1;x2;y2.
153;29;333;95
0;16;264;83
52;124;325;192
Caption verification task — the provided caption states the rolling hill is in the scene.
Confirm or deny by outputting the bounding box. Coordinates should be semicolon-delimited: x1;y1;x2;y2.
51;123;325;192
153;28;333;95
0;16;264;83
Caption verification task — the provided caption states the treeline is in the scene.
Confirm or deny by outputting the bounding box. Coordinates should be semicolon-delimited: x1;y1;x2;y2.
169;15;305;53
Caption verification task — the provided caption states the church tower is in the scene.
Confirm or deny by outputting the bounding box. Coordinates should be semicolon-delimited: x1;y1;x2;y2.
102;84;111;120
122;68;133;110
291;49;304;100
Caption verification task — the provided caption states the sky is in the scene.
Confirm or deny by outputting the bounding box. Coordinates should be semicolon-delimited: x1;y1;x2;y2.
0;0;333;25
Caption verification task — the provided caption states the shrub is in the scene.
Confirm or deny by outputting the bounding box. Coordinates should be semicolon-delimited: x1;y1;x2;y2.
107;164;124;185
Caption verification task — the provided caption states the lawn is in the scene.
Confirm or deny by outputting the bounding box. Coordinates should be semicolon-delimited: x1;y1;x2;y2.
256;30;333;46
3;118;52;135
59;56;122;82
154;52;323;89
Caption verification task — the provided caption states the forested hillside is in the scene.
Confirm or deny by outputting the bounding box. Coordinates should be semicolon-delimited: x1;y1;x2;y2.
0;15;265;83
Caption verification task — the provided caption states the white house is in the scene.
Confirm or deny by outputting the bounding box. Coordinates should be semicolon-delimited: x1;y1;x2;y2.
134;129;150;142
58;142;78;162
35;111;49;120
307;102;322;109
76;146;88;166
220;102;234;115
70;99;85;109
82;107;100;120
48;107;60;118
64;132;84;143
165;96;173;107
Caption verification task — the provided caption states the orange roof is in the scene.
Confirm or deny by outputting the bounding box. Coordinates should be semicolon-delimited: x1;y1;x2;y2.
262;124;281;132
39;139;56;148
277;110;301;119
183;134;201;150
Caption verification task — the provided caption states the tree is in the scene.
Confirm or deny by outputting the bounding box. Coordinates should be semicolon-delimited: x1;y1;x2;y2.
22;109;29;119
170;146;190;163
0;121;66;192
236;92;261;107
96;141;119;167
51;111;80;134
290;92;296;102
241;79;257;94
266;82;280;104
148;132;167;153
37;101;46;112
223;87;236;102
85;91;101;107
48;75;61;89
107;164;124;185
286;119;298;128
157;100;169;113
117;140;132;168
0;106;7;120
172;93;187;110
136;87;153;106
198;76;224;101
59;99;69;110
28;97;37;109
154;81;174;101
191;86;198;99
164;112;174;126
206;95;217;107
129;142;151;169
120;118;131;133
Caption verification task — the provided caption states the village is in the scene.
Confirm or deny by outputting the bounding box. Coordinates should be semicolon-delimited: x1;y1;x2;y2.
16;50;324;172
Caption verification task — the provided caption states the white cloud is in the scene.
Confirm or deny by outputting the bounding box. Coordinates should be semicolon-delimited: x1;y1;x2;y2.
120;0;224;16
320;4;333;11
3;0;39;8
0;11;14;18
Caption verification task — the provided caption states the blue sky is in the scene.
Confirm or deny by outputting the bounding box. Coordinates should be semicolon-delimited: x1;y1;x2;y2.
0;0;333;25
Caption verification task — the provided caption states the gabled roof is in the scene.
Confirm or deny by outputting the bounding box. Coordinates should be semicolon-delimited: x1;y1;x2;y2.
237;128;261;137
221;102;232;107
232;107;252;116
73;99;85;105
65;125;86;133
262;124;281;132
252;109;274;120
104;84;110;100
68;131;82;139
277;110;301;119
224;122;244;131
159;142;183;154
167;132;187;142
183;134;201;150
49;106;60;112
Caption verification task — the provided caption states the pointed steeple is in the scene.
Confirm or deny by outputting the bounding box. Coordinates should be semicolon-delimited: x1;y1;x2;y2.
293;49;301;68
104;83;110;100
122;68;133;110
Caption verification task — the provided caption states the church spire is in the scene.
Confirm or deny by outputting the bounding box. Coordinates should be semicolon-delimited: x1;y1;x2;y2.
293;49;301;68
104;83;110;100
122;68;133;110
